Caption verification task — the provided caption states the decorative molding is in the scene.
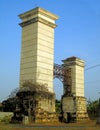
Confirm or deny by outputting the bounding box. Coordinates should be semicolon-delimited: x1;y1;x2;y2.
19;17;57;28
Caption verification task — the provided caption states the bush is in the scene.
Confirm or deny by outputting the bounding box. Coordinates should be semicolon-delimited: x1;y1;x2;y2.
0;115;12;124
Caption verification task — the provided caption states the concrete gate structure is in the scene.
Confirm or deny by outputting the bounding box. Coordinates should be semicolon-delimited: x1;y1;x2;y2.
16;7;88;123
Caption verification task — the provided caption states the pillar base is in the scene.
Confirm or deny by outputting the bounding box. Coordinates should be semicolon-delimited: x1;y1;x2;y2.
11;86;58;123
75;96;89;120
33;107;58;123
61;95;89;122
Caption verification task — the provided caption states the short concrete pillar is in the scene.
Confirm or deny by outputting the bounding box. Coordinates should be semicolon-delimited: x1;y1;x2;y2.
61;57;88;121
23;116;29;125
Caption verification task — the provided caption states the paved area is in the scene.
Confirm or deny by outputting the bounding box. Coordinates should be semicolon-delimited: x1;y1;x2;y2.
0;120;100;130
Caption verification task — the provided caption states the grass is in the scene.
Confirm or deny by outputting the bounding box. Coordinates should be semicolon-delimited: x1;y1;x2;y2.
0;120;100;130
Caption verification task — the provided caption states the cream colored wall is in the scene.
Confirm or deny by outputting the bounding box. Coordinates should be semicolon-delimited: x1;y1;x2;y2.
20;22;54;91
75;65;84;97
36;22;54;92
19;7;58;93
70;65;84;97
71;65;84;97
63;58;85;97
20;23;38;86
70;65;76;96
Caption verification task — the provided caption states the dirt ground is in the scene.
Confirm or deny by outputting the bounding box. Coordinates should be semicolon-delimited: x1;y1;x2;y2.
0;120;100;130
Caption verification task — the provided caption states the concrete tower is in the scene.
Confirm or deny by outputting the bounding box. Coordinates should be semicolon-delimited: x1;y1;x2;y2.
19;7;58;92
62;57;88;121
16;8;59;123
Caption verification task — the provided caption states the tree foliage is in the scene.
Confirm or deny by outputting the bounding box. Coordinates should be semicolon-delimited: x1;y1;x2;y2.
2;97;16;112
87;99;99;119
55;99;61;113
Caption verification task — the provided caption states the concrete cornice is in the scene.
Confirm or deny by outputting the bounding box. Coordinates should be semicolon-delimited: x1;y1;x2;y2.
62;56;85;67
19;17;57;28
19;7;59;21
38;7;59;20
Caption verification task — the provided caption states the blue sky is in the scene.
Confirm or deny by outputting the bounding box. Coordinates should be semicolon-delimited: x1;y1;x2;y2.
0;0;100;102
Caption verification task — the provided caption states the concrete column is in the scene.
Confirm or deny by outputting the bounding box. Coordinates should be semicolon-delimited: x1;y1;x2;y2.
61;56;88;121
62;56;85;97
19;7;58;92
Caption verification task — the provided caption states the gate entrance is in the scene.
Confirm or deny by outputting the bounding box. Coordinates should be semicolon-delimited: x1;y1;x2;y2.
53;64;64;100
53;78;63;100
54;63;72;96
14;7;88;123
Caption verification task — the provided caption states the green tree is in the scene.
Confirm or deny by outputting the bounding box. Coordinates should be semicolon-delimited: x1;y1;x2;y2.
87;99;99;119
55;99;61;113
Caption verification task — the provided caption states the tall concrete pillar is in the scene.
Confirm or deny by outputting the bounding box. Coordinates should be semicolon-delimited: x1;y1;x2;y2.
19;7;58;92
62;57;88;121
17;8;59;122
